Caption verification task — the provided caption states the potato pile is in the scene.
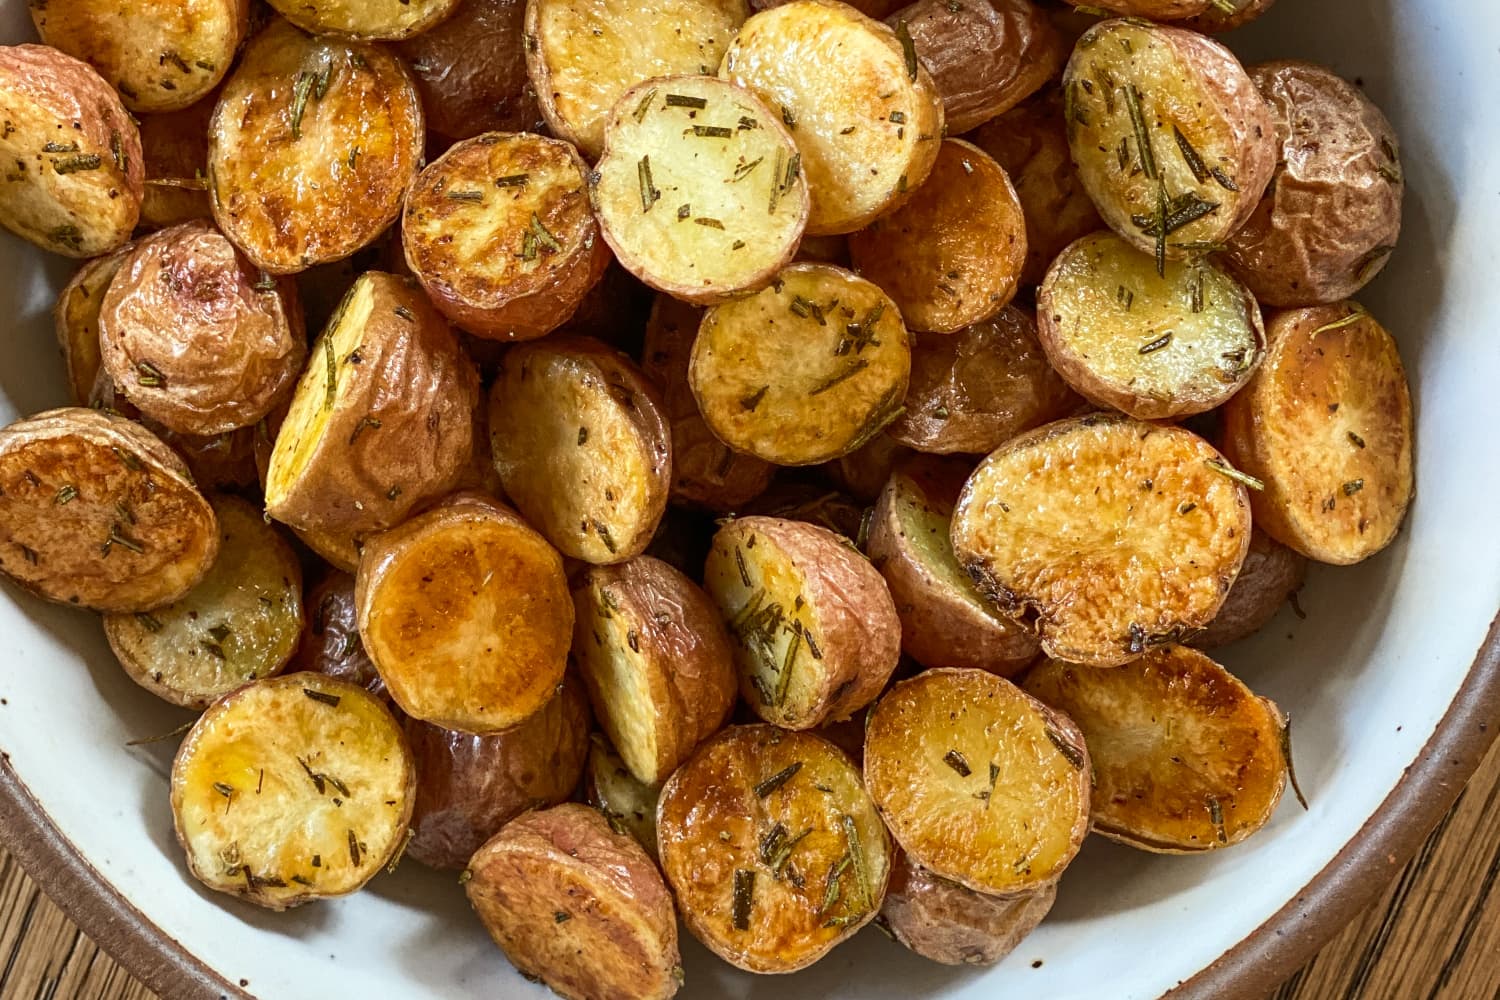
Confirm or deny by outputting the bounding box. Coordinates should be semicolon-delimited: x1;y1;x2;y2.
0;0;1413;991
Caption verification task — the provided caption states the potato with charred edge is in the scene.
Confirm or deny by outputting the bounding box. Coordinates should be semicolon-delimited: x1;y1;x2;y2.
404;132;608;341
0;45;142;257
0;408;218;612
489;336;671;564
356;492;574;733
1024;646;1290;852
291;571;385;699
1062;19;1274;267
657;725;891;973
397;0;544;141
882;850;1057;966
952;414;1251;667
585;734;662;860
266;272;479;539
208;20;424;273
592;75;808;304
266;0;460;40
721;0;944;236
1190;529;1307;649
705;516;900;729
170;673;415;910
1173;0;1276;33
1221;303;1413;565
54;248;132;405
137;95;215;230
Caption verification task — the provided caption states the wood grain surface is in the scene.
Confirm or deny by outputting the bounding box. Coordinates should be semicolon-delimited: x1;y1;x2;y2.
1;737;1497;1000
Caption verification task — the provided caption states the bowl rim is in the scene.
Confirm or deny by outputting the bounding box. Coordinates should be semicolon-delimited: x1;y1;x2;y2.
1;613;1497;1000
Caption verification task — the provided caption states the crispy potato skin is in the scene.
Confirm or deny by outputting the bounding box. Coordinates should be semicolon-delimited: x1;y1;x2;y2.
54;247;133;406
882;851;1057;966
1225;61;1403;308
1190;529;1306;649
137;95;216;230
1174;0;1276;33
0;45;143;257
291;570;386;698
397;0;545;140
584;734;662;858
467;804;682;1000
0;408;219;612
1221;304;1413;565
267;0;461;40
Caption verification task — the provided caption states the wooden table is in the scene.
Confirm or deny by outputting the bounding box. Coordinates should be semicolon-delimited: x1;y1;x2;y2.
3;739;1497;1000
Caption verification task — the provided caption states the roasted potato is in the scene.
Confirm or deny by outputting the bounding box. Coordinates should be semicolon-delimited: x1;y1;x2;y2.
265;272;479;538
1023;646;1289;851
170;672;415;909
489;336;671;564
403;132;609;340
1220;302;1413;565
208;20;424;273
848;138;1025;334
721;0;945;235
356;492;574;733
704;515;900;729
1174;0;1276;33
291;570;386;698
1062;0;1210;19
137;94;215;230
584;734;662;860
821;432;911;503
882;850;1056;966
159;426;260;493
1224;61;1404;308
656;725;891;973
265;0;461;40
1037;230;1264;420
0;44;143;257
54;247;132;406
0;408;219;611
1190;528;1307;649
591;75;808;303
689;263;911;466
952;414;1252;667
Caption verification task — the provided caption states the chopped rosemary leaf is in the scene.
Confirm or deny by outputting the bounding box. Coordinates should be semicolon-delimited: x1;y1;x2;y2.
731;869;755;930
348;416;382;445
1172;126;1210;183
691;125;733;139
808;359;869;396
349;829;362;866
1281;717;1309;810
633;87;658;123
446;189;484;202
1342;479;1365;496
134;612;163;633
304;688;342;707
774;626;801;706
1348;431;1366;449
530;213;563;252
942;749;972;776
1046;728;1086;771
54;484;78;505
664;93;707;109
290;70;315;140
1207;795;1227;843
136;360;166;387
495;173;528;188
638;156;660;212
1310;306;1368;336
754;761;803;798
53;154;102;175
896;20;918;81
842;814;872;911
733;156;763;181
394;305;415;321
1124;85;1157;181
694;217;725;229
1205;458;1265;491
1139;332;1173;355
1210;167;1239;191
323;336;337;410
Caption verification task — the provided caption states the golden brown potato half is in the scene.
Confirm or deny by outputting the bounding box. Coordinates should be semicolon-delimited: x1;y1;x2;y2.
952;414;1252;667
0;45;143;257
0;408;218;612
265;272;479;538
690;263;911;466
721;0;944;235
1174;0;1276;33
743;482;865;541
888;306;1080;455
356;492;574;733
405;676;590;869
54;247;132;406
208;20;424;273
404;132;609;340
848;138;1025;333
1224;61;1403;308
1190;529;1306;649
584;734;662;860
864;668;1090;895
656;725;891;973
704;516;900;729
1037;231;1264;420
489;336;671;564
1062;19;1274;267
170;672;415;909
572;556;737;785
466;803;682;1000
822;432;911;503
290;570;386;699
266;0;460;40
397;0;545;140
137;94;215;230
1221;302;1413;565
524;0;749;160
869;456;1040;676
882;850;1056;966
591;75;808;303
1024;646;1289;852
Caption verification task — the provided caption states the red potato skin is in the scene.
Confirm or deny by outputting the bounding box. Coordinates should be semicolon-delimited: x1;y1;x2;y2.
882;849;1057;965
291;570;387;699
1190;529;1307;649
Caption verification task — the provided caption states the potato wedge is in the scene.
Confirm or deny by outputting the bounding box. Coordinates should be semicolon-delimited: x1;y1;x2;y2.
356;492;574;733
1023;646;1289;852
291;570;386;699
591;75;808;303
1190;529;1306;649
208;20;424;273
864;668;1090;895
690;263;911;466
54;247;133;406
656;724;891;973
584;734;662;860
170;672;415;909
396;0;544;140
488;336;671;564
0;408;218;612
466;803;682;1000
952;414;1251;667
266;0;460;40
882;850;1056;966
1220;303;1413;565
0;44;143;257
137;95;215;230
721;0;944;235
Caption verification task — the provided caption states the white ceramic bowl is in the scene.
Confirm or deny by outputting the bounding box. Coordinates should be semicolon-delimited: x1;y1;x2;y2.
2;2;1498;998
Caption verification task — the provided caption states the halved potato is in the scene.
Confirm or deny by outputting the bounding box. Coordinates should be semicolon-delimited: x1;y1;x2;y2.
1037;230;1264;420
170;672;415;909
1023;646;1289;852
54;247;133;405
864;668;1090;895
656;724;891;973
290;570;386;699
137;95;216;230
396;0;544;140
952;414;1251;667
591;75;808;303
689;263;911;466
1220;302;1413;565
0;408;218;611
721;0;945;235
356;492;574;733
266;0;460;39
584;734;662;860
1191;529;1306;649
882;850;1057;966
